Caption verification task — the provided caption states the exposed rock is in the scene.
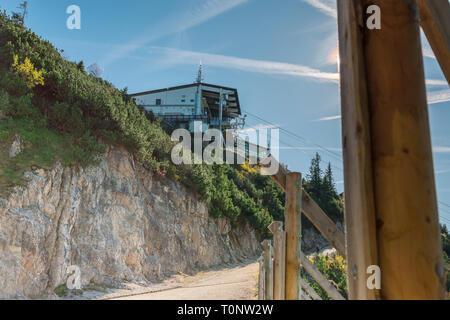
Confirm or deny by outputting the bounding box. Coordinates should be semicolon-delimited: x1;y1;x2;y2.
0;146;261;299
217;216;231;235
302;222;344;254
8;134;23;158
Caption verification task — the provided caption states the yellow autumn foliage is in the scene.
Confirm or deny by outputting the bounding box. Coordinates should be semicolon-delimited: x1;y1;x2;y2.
241;162;258;174
11;55;44;88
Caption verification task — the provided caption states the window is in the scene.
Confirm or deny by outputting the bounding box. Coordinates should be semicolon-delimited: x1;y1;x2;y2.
156;99;161;105
190;99;195;103
181;99;186;103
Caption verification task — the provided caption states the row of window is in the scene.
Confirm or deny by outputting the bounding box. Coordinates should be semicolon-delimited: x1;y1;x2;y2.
155;98;195;105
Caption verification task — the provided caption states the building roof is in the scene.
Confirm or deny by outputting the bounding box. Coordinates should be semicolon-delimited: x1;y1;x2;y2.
130;82;241;115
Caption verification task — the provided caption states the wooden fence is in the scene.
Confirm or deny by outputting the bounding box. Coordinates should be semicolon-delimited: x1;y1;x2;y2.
257;157;345;300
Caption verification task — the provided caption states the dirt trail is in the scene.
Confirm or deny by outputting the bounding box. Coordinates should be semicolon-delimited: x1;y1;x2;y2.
88;261;259;300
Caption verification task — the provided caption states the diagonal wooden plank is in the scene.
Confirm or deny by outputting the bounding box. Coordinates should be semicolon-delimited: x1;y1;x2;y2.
299;277;323;300
419;0;450;83
300;253;345;300
301;190;346;258
300;290;312;300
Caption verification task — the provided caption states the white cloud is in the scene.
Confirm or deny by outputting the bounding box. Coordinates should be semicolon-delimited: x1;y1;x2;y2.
428;89;450;105
301;0;337;18
101;0;249;66
422;46;436;60
426;79;448;87
154;47;339;82
434;146;450;153
314;115;341;121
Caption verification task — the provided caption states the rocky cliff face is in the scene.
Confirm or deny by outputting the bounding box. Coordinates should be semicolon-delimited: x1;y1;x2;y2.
0;146;261;299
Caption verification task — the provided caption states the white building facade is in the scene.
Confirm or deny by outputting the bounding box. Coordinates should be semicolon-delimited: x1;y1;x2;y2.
131;83;242;133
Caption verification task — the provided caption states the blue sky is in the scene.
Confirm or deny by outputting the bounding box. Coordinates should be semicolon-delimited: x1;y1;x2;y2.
2;0;450;226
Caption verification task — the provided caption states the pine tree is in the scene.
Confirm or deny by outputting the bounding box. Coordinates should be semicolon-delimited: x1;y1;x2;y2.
11;1;27;25
304;153;344;225
323;163;337;201
307;152;323;201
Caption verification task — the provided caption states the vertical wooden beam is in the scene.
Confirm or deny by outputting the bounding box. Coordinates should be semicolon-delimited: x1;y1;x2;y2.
257;256;265;300
261;240;274;300
362;0;445;300
302;191;346;258
337;0;379;300
338;0;446;299
268;221;286;300
285;172;302;300
418;0;450;84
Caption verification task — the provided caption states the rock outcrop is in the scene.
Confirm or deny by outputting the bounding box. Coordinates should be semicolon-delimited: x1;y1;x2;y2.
0;146;261;299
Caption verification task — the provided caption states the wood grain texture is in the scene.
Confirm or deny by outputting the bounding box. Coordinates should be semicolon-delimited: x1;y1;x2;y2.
284;172;302;300
261;240;274;300
268;221;286;300
362;0;445;299
337;0;379;300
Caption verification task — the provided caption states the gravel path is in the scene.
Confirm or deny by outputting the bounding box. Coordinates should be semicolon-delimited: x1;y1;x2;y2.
85;261;259;300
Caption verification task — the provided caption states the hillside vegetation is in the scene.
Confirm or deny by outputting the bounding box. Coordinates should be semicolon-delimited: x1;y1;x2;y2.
0;11;348;240
0;12;287;236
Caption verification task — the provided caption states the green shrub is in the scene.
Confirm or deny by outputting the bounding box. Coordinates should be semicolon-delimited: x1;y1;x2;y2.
54;284;67;297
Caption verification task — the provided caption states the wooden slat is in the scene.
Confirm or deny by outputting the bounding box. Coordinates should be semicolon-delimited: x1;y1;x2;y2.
299;277;323;300
301;191;346;258
300;290;312;300
419;0;450;83
300;253;345;300
261;240;273;300
336;0;379;300
285;172;302;300
268;221;286;300
257;256;265;300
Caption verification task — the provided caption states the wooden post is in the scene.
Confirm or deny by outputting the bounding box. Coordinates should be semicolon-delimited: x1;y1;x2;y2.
257;256;265;300
337;0;446;299
418;0;450;83
285;172;302;300
337;0;379;300
268;221;286;300
261;240;274;300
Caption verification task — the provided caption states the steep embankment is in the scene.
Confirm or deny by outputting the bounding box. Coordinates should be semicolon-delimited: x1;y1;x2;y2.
0;146;261;299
